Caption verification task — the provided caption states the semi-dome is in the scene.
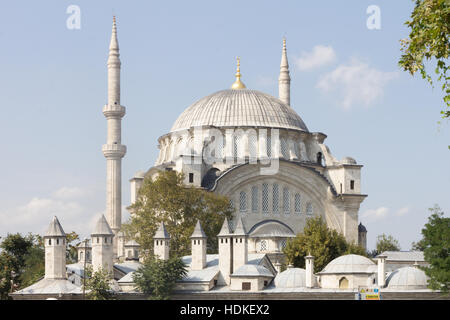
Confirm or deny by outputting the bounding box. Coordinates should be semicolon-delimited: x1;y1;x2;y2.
170;89;308;133
319;254;376;274
274;268;306;288
386;266;429;290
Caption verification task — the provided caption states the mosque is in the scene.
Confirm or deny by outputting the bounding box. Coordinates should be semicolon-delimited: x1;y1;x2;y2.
10;18;437;300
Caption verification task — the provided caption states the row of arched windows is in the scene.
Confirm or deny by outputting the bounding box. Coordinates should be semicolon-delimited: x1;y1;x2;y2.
157;132;323;164
236;184;314;216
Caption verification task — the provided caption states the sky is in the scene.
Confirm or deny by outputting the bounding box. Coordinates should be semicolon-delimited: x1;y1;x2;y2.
0;0;448;251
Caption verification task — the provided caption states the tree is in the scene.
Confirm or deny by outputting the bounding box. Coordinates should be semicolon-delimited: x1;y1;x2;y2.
416;205;449;292
124;170;233;258
283;216;367;273
65;231;80;264
375;233;401;254
0;233;40;299
19;235;45;288
133;256;187;300
83;266;115;300
399;0;450;122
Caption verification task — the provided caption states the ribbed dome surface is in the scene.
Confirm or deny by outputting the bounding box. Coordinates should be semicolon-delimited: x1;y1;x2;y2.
386;267;429;290
319;254;376;274
274;268;306;288
170;89;308;132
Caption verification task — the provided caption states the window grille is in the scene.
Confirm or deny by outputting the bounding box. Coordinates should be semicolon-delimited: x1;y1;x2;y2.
239;191;247;213
295;193;302;214
262;183;269;214
260;240;267;251
248;133;258;159
306;202;313;216
272;184;279;214
281;138;289;159
283;187;290;214
251;186;258;213
266;136;272;157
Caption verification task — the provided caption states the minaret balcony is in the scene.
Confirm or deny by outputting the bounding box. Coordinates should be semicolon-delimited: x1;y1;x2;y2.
103;104;126;118
102;144;127;158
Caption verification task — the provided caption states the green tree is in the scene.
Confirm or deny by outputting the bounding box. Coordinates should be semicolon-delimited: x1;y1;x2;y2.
19;235;45;288
283;216;367;273
124;170;233;258
375;233;401;253
65;231;80;264
83;266;115;300
399;0;450;121
133;256;187;300
0;233;39;299
416;205;449;292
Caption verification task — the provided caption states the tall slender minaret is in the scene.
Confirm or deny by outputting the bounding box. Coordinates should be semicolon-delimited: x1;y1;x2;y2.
102;16;126;261
278;38;291;106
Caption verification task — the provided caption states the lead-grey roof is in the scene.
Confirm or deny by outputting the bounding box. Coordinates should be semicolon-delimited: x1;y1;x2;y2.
233;217;247;236
318;254;377;274
190;220;207;238
11;278;82;295
386;266;429;290
154;222;170;239
170;89;309;133
217;217;232;237
274;268;307;288
45;216;65;237
91;215;114;236
378;251;425;262
232;264;273;278
248;220;295;238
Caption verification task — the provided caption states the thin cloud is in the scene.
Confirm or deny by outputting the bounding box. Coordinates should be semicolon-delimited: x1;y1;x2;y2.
296;45;337;71
316;58;398;109
362;206;390;222
396;206;410;217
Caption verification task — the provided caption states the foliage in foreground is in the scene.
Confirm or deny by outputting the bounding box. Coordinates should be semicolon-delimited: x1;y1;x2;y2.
133;256;187;300
83;265;115;300
283;216;367;273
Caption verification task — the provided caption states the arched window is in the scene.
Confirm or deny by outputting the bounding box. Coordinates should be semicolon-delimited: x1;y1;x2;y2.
239;191;247;213
281;138;289;159
248;132;258;159
294;193;302;214
306;202;313;216
262;183;269;214
272;184;279;214
283;187;290;214
266;136;272;157
317;152;323;165
294;142;300;159
251;186;258;213
339;277;349;289
279;239;287;250
260;240;267;252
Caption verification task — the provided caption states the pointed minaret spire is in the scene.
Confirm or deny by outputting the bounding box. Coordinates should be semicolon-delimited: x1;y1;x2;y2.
103;16;126;262
278;37;291;106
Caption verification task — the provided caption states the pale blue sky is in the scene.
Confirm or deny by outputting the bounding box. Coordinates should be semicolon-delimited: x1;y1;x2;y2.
0;0;448;250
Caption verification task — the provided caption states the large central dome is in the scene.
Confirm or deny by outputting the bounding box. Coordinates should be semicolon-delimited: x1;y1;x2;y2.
170;89;309;133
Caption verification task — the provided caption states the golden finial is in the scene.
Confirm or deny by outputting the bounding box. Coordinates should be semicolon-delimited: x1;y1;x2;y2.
113;16;116;24
231;56;246;90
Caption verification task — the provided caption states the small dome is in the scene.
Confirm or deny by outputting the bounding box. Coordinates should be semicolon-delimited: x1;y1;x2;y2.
274;268;306;288
341;157;357;165
386;267;429;290
319;254;376;274
248;220;295;238
170;89;308;133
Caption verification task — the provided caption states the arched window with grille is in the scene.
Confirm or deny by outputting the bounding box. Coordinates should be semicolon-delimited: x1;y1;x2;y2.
239;191;247;213
248;132;258;160
294;193;302;214
251;186;258;213
266;136;272;157
272;184;279;214
260;240;267;252
306;202;313;216
281;138;289;159
283;187;290;214
262;183;269;214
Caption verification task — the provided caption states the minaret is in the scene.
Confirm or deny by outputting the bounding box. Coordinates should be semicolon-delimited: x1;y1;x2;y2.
154;222;170;261
44;216;67;279
91;215;115;275
190;220;207;270
102;16;126;261
278;38;291;106
218;217;233;285
377;254;387;288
